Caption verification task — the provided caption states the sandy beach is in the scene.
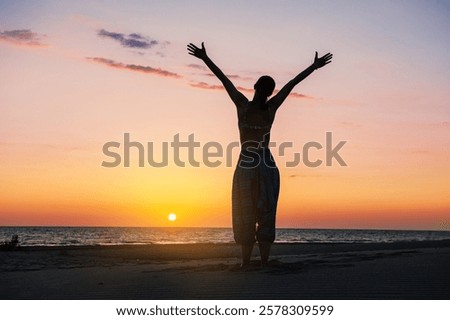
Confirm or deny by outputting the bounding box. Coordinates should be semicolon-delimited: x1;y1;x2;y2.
1;240;449;299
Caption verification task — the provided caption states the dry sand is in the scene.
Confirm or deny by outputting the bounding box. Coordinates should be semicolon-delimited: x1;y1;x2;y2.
1;240;449;299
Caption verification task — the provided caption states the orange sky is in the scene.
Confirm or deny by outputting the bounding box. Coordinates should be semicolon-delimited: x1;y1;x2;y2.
1;1;449;230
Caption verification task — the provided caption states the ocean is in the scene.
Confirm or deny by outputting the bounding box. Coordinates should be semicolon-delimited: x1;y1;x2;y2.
1;227;450;246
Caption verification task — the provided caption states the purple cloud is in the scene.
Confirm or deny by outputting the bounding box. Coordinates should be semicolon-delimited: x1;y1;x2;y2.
97;29;159;49
0;29;47;47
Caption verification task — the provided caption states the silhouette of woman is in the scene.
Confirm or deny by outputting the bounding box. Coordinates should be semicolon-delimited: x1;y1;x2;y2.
187;42;332;267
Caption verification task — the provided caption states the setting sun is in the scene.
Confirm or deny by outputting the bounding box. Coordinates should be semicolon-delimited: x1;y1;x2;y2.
168;213;177;222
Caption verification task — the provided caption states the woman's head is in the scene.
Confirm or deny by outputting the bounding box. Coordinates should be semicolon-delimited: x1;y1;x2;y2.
254;75;275;98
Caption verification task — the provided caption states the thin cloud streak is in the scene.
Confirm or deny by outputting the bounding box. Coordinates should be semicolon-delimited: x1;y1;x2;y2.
339;121;361;127
189;81;223;90
187;63;207;70
189;81;313;99
86;57;181;78
236;86;254;93
186;65;252;80
204;73;253;81
287;92;313;99
0;29;47;47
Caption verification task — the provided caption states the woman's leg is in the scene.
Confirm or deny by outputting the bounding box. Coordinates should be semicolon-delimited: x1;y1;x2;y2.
258;242;271;267
232;163;258;267
241;244;254;266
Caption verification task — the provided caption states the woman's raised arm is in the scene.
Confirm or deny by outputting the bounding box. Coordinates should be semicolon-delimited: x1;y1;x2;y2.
187;42;248;107
268;51;332;110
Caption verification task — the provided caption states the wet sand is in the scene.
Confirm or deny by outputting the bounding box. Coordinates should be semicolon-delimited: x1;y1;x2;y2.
1;240;449;299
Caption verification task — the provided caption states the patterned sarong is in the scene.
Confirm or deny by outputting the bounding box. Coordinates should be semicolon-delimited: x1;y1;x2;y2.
232;148;280;245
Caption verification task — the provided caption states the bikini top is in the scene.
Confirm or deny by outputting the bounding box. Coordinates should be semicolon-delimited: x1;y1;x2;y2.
238;102;273;131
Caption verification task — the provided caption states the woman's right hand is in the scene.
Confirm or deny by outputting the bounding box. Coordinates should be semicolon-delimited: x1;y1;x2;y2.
313;51;333;69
